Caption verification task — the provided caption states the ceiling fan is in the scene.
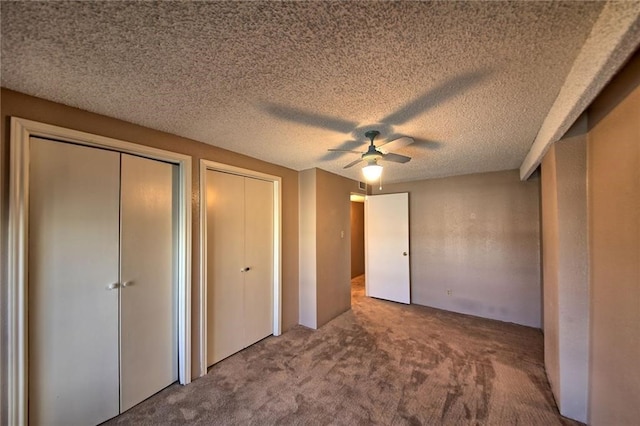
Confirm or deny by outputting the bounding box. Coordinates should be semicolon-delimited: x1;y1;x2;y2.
328;130;415;180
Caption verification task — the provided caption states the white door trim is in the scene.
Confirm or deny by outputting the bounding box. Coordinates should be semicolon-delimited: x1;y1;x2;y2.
199;160;282;377
7;117;193;426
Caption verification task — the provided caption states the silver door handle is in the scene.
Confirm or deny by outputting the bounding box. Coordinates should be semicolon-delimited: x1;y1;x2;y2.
106;283;120;290
241;267;251;272
122;281;134;288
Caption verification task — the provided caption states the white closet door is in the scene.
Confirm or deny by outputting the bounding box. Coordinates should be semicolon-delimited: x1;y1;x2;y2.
243;177;274;346
120;154;178;411
365;193;411;304
28;137;120;426
207;170;246;365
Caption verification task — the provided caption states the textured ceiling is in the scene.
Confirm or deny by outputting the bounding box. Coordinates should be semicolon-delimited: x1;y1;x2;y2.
0;1;624;183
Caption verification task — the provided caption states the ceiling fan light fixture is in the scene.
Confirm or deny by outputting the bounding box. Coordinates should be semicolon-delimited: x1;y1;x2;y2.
362;161;383;181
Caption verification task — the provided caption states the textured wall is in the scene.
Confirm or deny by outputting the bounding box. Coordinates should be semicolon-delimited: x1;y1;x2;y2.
554;122;589;422
350;202;365;278
315;169;356;328
587;51;640;425
0;89;300;380
375;170;541;327
541;117;589;422
298;169;358;329
541;146;560;409
298;169;317;329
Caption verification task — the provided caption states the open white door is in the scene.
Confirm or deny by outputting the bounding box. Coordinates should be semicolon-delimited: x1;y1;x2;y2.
365;193;410;304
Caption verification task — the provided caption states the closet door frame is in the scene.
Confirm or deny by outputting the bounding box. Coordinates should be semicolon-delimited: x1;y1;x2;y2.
199;160;282;377
7;117;193;426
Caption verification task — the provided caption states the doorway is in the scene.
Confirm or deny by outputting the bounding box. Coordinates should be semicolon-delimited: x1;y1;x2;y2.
350;193;365;302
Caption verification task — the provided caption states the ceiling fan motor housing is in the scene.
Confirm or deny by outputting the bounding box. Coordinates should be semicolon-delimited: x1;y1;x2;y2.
364;130;380;140
330;129;412;169
363;145;382;162
363;130;383;162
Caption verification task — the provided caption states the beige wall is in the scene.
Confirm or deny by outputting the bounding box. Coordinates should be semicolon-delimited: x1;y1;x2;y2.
375;170;541;327
315;169;356;327
587;51;640;425
298;169;317;328
350;201;365;278
541;145;561;406
540;115;589;422
298;168;359;328
0;89;300;380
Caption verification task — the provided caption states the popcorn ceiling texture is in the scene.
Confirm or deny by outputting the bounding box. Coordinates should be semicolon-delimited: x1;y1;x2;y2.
1;1;628;183
520;1;640;179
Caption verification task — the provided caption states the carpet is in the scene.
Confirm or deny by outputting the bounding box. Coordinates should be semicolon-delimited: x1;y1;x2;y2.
107;275;579;425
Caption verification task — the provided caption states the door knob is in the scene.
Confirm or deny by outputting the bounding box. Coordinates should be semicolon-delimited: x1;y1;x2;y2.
106;282;120;290
241;267;251;272
403;252;408;256
122;281;134;288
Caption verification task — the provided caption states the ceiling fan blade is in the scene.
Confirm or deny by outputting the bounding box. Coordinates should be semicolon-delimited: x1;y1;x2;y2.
343;158;364;169
328;149;362;154
377;136;415;154
381;153;411;164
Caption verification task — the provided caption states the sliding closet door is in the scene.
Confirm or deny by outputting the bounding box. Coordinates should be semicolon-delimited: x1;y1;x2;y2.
206;170;246;365
120;154;178;411
243;177;274;346
28;138;120;426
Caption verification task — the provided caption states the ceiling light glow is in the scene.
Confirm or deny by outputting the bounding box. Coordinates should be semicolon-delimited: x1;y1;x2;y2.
362;162;383;181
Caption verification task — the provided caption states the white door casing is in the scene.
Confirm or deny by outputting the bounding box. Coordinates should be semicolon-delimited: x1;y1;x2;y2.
7;118;192;426
199;160;281;376
365;193;411;304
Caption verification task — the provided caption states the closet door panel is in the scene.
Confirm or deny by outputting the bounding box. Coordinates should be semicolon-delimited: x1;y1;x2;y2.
206;170;246;365
244;178;274;345
28;138;120;426
120;154;178;411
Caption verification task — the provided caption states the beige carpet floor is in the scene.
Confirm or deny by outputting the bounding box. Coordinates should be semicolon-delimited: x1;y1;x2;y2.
107;275;579;425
